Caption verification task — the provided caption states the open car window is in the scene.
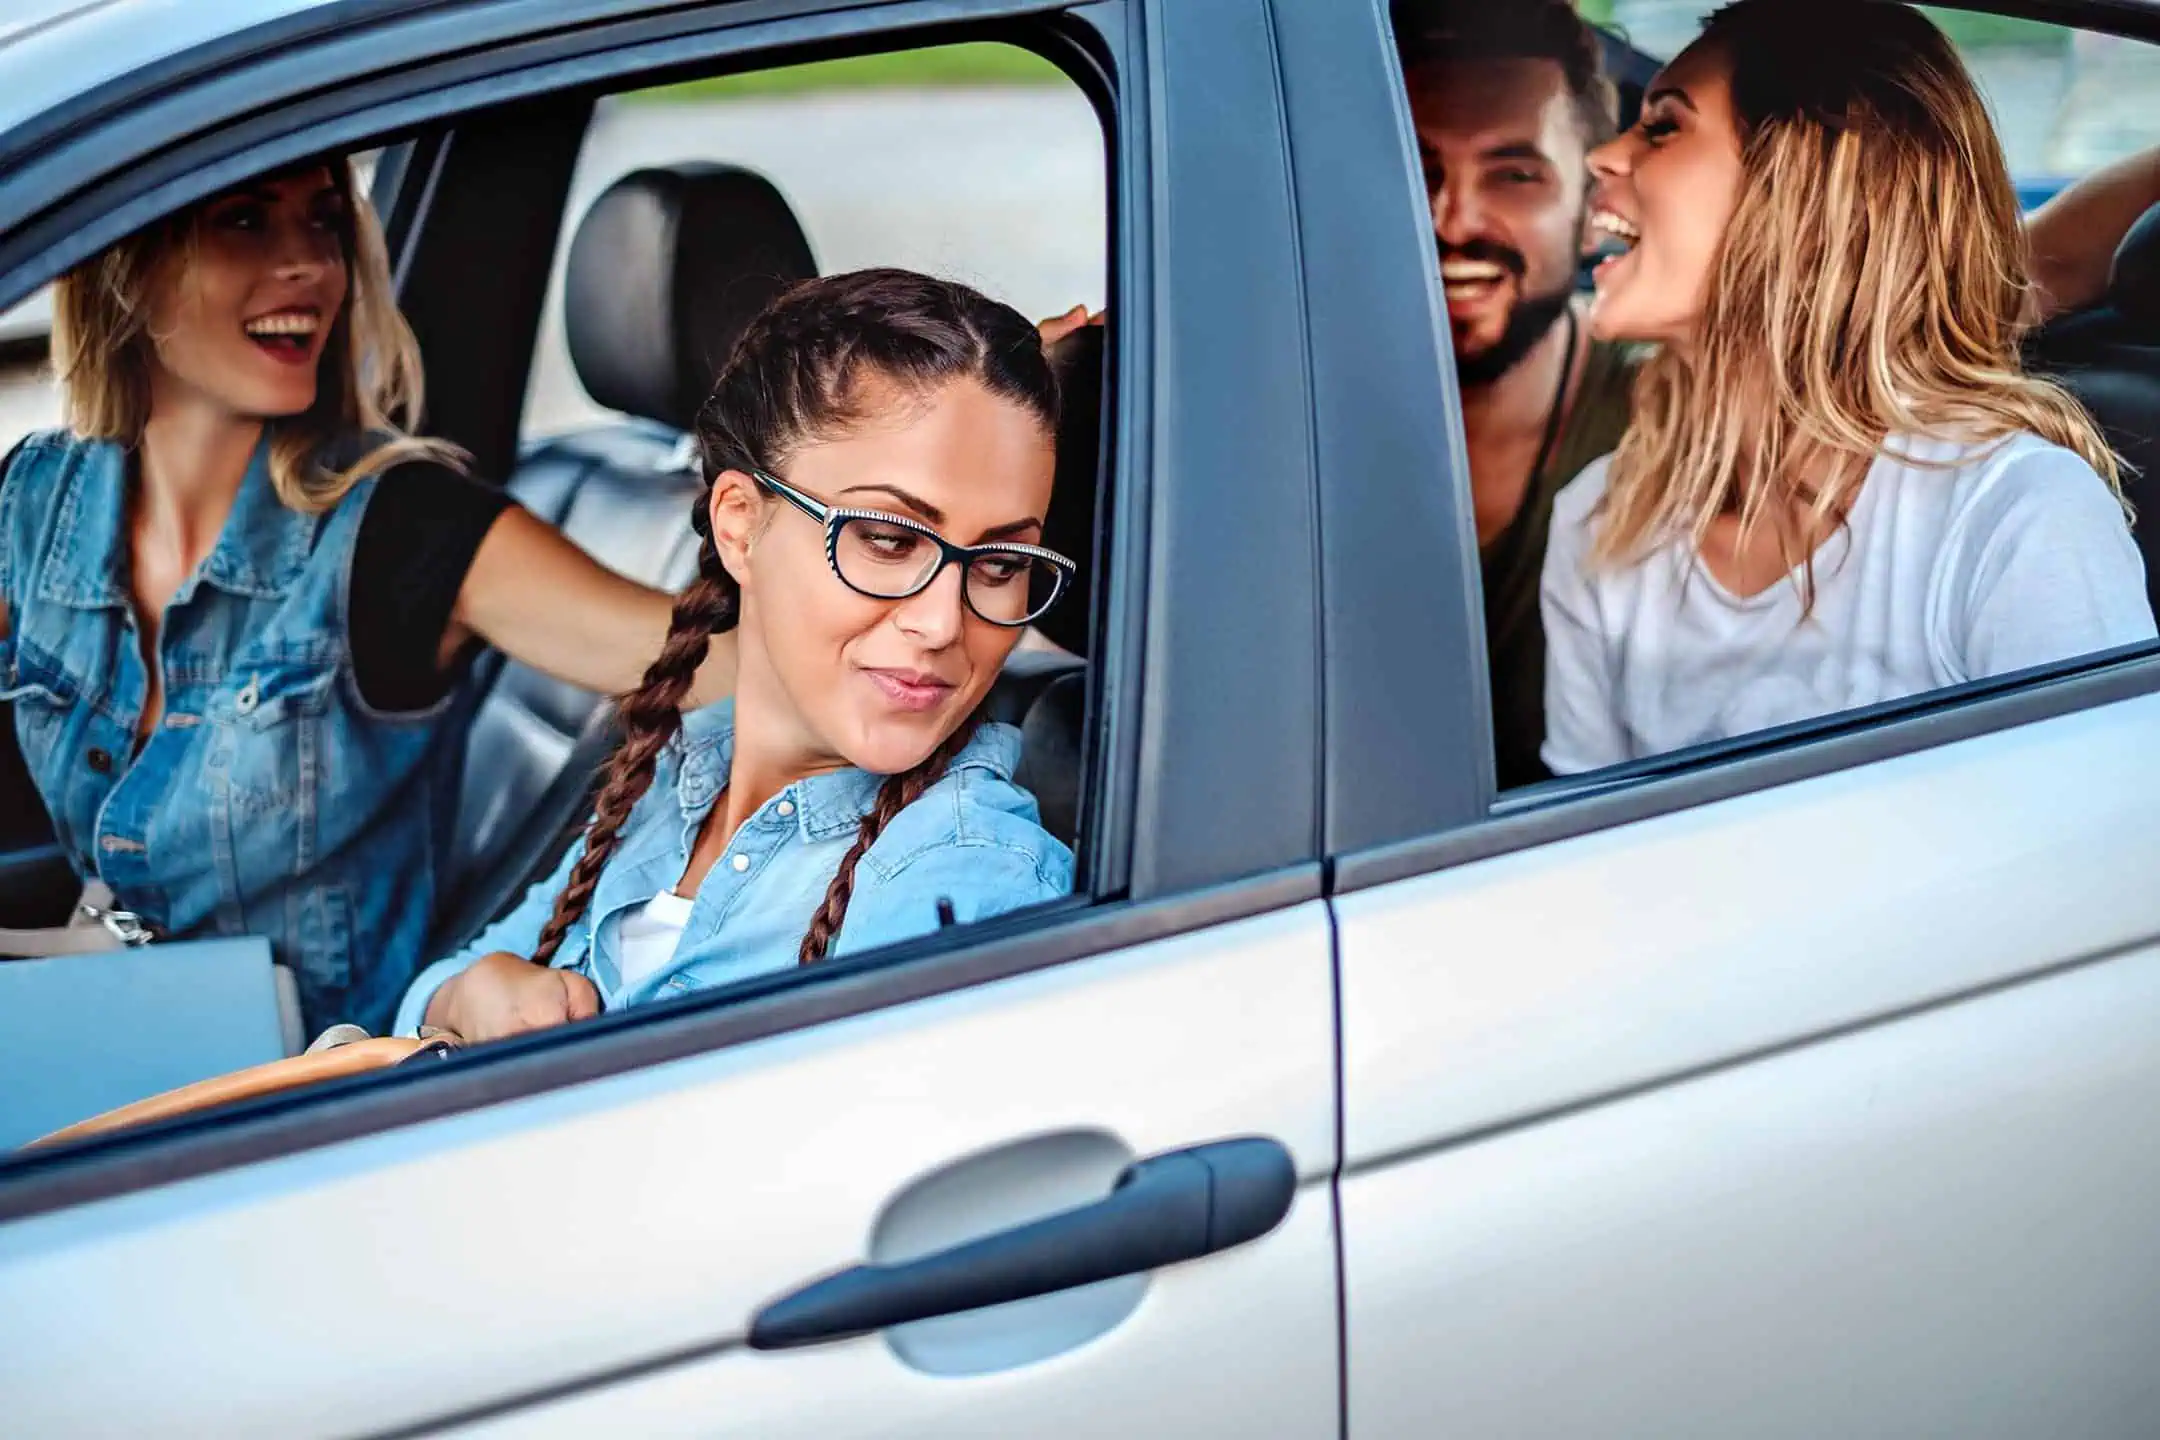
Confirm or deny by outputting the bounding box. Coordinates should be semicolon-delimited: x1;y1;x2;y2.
1595;2;2160;197
524;47;1105;441
0;29;1115;1159
1391;0;2160;806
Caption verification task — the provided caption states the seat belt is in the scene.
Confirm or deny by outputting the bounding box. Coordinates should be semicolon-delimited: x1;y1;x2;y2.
0;880;154;958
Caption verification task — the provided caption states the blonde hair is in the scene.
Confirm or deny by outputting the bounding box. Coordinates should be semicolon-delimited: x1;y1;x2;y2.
1595;0;2122;603
50;155;461;512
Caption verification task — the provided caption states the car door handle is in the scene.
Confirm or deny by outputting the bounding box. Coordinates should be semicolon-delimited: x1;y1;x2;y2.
746;1136;1297;1351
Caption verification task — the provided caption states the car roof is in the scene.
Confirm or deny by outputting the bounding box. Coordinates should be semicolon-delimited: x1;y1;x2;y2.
0;0;346;139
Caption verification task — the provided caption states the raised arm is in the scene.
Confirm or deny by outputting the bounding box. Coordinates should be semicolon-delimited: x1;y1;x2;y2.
2026;146;2160;324
448;506;738;706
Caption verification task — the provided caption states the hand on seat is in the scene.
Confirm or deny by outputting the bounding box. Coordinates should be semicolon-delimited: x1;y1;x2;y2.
426;950;600;1043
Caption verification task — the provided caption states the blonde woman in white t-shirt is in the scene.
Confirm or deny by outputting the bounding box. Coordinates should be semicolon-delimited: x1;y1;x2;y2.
1539;0;2157;775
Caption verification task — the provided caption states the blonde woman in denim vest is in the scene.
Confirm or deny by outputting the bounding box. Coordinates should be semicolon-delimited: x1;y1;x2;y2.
401;270;1073;1043
0;156;740;1033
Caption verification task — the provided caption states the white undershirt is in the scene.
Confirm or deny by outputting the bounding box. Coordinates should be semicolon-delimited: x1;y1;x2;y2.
615;890;696;990
1540;431;2157;774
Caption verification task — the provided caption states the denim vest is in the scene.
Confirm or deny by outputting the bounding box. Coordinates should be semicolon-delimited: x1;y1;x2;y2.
395;700;1073;1034
0;430;466;1035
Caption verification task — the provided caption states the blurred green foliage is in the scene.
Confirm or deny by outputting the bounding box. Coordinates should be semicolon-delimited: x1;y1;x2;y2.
1581;3;2062;50
1920;8;2068;48
632;43;1063;102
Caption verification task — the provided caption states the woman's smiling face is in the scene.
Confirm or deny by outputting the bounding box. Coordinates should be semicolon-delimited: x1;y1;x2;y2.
1583;39;1747;348
147;167;351;420
711;373;1056;779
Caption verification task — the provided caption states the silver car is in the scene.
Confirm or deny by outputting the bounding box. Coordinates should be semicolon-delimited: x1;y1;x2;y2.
5;0;2160;1436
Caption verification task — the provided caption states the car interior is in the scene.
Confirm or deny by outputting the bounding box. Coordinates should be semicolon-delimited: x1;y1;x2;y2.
427;154;1104;954
3;9;2160;1125
397;17;2160;869
0;52;1111;982
2025;201;2160;617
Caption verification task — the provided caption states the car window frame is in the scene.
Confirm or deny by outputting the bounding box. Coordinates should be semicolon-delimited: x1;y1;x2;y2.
1316;0;2160;896
378;96;594;488
0;0;1330;1220
1277;0;1494;861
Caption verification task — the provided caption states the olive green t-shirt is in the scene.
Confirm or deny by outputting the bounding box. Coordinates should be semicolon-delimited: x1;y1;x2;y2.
1480;339;1642;790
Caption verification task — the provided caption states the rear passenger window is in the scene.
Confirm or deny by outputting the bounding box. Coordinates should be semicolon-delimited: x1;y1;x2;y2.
1390;0;2160;798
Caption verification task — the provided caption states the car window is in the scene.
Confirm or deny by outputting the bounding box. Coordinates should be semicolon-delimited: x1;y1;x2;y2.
0;32;1113;1161
1387;0;2160;805
522;45;1106;441
1594;3;2160;195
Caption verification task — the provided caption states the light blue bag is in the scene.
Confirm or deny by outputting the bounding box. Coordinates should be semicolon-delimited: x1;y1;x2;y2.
0;937;295;1149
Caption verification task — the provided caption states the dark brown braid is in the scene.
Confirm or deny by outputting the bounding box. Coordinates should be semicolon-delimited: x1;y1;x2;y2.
532;269;1059;968
530;525;735;966
798;710;986;966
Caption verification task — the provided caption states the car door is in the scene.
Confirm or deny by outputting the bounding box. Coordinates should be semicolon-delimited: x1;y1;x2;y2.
1335;693;2160;1437
1293;1;2160;1433
1;893;1340;1439
0;0;1345;1435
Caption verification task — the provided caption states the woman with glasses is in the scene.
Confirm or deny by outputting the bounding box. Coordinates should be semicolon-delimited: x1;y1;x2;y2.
396;270;1075;1042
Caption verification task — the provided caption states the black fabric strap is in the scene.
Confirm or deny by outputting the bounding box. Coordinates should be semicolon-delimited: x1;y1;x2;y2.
1528;304;1581;493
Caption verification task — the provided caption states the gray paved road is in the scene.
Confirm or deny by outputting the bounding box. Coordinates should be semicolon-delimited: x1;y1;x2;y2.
0;359;52;445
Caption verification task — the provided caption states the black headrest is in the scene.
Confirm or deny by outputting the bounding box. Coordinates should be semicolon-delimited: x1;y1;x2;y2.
1037;322;1105;658
2109;202;2160;332
564;163;816;434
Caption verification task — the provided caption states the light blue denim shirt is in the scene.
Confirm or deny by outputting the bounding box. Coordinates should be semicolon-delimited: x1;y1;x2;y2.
0;430;468;1036
395;699;1072;1034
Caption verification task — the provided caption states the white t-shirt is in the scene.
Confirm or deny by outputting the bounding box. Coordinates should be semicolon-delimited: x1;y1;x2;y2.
1540;432;2157;774
614;889;696;990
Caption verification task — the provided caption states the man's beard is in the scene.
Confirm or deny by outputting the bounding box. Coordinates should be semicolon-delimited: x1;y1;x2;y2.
1451;280;1574;388
1438;225;1581;389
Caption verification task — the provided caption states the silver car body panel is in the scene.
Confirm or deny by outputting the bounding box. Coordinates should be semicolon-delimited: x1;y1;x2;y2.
1339;687;2160;1433
0;903;1340;1438
0;0;338;137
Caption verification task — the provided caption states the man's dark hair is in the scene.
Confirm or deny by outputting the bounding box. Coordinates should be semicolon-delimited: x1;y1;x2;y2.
1393;0;1621;150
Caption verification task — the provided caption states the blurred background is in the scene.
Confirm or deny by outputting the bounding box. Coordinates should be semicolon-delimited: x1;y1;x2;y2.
6;8;2160;451
1596;2;2160;178
0;43;1106;449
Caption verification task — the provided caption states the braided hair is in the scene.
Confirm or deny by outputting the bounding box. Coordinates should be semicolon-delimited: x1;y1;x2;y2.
530;269;1059;968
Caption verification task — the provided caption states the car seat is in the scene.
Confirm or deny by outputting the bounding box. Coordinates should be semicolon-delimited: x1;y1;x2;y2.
1008;322;1105;849
2027;201;2160;618
430;164;1106;945
428;163;817;952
